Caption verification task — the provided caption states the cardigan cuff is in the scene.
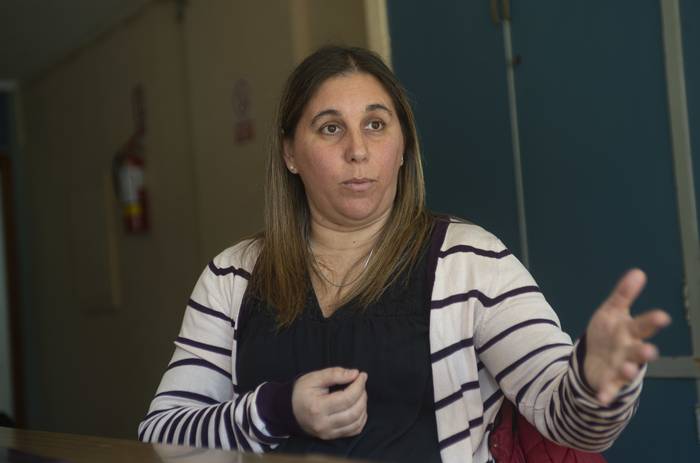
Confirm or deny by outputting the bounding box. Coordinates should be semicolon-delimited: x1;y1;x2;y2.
574;333;598;397
255;380;305;437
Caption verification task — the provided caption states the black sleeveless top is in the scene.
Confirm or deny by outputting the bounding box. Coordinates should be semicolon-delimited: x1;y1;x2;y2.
236;243;441;462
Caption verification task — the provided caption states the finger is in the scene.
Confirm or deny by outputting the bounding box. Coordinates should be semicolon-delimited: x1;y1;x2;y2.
597;360;645;404
592;366;620;405
624;342;659;365
327;390;367;429
324;372;368;415
619;361;641;382
629;310;672;339
604;269;646;311
312;367;359;389
325;410;368;440
597;381;621;406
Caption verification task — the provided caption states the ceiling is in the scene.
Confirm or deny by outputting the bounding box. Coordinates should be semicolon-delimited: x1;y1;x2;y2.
0;0;150;82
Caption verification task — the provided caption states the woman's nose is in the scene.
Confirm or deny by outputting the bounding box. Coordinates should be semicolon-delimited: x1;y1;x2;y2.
345;128;368;163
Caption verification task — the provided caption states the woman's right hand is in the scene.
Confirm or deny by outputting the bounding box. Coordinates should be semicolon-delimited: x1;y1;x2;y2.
291;367;368;440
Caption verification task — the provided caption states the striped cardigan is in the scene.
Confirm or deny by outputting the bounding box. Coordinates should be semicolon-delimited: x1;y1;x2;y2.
138;220;642;462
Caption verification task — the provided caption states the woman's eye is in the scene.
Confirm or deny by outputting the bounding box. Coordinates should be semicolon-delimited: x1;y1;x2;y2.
366;120;385;131
320;124;341;135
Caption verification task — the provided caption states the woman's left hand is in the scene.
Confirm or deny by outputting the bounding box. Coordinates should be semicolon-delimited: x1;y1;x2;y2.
583;269;671;405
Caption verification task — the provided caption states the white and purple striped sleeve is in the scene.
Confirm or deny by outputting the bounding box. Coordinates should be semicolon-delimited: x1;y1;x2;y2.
473;235;643;452
138;245;299;451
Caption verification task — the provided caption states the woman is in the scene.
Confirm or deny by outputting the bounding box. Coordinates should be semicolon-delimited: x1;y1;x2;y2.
138;46;670;462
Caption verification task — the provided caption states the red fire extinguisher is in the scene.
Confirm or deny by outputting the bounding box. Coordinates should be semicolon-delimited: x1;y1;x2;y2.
114;137;149;233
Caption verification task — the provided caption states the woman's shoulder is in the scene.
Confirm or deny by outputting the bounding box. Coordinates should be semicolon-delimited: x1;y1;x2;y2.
432;214;508;253
209;237;261;275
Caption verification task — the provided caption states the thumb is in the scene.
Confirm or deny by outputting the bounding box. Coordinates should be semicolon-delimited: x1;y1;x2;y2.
604;269;646;311
312;367;359;389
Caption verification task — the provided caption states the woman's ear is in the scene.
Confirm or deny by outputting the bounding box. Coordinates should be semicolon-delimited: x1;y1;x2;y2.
283;139;297;174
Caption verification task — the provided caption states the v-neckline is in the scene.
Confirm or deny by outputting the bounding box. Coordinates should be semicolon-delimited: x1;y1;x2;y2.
309;284;354;321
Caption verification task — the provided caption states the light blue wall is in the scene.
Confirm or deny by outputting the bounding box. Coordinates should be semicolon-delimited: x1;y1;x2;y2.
683;0;700;227
388;1;521;257
388;1;700;461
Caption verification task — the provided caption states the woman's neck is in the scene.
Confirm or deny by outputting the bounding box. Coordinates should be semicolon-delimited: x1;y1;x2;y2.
309;210;391;316
309;209;390;254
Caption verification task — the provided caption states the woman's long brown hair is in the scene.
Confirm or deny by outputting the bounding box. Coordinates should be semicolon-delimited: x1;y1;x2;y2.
247;46;433;327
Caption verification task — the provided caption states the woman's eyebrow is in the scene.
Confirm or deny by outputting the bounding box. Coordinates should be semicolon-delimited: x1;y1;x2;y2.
310;104;392;126
310;108;341;126
366;103;392;115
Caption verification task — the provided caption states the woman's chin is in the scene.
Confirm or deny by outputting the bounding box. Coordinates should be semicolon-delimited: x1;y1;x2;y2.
334;204;390;226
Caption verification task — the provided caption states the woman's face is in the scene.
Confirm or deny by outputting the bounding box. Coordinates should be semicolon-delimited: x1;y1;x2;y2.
284;72;405;230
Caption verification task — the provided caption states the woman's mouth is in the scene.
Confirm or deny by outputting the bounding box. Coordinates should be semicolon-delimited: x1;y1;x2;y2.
342;178;375;192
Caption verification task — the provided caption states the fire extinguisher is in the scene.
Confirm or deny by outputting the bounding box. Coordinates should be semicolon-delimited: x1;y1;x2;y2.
113;137;149;233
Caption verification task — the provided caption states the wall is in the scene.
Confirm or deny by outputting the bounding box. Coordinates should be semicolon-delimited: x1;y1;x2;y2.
180;0;294;260
291;0;368;65
21;1;199;437
0;177;11;419
683;0;700;224
388;0;700;460
18;0;368;439
0;92;12;419
181;0;369;260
